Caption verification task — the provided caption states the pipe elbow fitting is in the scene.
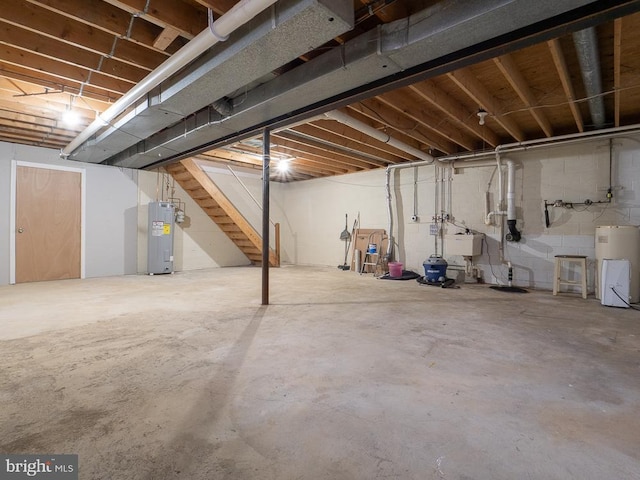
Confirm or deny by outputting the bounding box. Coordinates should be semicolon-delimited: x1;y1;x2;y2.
507;219;521;242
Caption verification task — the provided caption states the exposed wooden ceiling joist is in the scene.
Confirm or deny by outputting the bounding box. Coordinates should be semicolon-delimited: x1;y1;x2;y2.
408;80;500;148
293;121;407;163
448;68;526;142
1;1;640;181
547;38;585;133
102;0;207;39
493;53;554;138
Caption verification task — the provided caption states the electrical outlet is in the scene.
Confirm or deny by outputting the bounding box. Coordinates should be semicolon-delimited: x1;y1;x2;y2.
429;223;439;235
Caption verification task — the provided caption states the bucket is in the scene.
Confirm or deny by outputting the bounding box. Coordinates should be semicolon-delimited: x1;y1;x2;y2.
388;262;403;278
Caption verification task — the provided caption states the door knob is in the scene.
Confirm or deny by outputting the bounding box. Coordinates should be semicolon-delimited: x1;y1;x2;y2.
17;228;24;233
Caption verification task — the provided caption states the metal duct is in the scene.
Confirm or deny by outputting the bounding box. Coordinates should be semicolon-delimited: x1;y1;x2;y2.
573;27;606;128
63;0;279;159
66;0;353;163
102;0;640;169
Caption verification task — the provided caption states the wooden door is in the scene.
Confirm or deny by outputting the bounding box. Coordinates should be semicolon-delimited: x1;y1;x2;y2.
15;166;82;283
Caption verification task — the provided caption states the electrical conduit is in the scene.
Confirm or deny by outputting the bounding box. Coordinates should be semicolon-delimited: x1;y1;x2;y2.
62;0;279;158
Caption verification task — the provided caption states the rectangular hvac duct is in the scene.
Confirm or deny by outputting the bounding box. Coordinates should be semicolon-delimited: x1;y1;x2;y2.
104;0;639;170
69;0;352;164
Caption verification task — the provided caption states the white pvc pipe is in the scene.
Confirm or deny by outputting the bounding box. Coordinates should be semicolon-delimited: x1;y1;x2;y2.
62;0;278;158
325;109;434;259
496;151;504;212
324;110;433;162
506;159;516;221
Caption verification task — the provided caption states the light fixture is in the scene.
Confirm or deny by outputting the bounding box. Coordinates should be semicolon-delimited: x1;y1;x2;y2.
277;160;290;173
62;109;81;127
61;95;80;127
477;109;488;126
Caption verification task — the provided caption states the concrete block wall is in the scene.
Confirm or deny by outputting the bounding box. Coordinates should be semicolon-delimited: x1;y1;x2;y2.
3;132;639;291
279;135;640;292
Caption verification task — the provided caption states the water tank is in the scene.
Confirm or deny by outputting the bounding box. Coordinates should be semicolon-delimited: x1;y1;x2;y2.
148;201;175;275
595;225;640;303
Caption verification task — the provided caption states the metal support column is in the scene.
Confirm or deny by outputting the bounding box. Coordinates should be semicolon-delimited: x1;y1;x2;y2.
262;128;270;305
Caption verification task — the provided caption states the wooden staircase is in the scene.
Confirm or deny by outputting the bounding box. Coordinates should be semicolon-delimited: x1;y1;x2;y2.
165;158;279;266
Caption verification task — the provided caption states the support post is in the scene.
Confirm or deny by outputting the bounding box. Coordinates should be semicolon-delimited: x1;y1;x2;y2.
262;128;270;305
275;222;281;267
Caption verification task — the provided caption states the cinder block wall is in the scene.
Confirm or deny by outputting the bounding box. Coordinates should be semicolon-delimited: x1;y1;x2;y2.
280;135;640;291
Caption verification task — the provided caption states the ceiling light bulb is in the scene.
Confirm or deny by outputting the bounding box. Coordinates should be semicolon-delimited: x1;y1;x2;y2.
477;109;488;126
62;109;81;127
277;160;290;173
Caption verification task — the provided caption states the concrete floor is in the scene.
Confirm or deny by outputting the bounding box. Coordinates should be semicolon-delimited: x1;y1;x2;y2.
0;266;639;479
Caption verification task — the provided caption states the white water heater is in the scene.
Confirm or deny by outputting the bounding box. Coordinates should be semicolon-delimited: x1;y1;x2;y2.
148;201;175;275
595;225;640;303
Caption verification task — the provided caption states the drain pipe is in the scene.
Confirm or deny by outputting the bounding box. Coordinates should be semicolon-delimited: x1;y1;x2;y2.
485;151;506;226
324;110;433;162
61;0;278;158
384;157;435;258
504;158;521;242
485;152;520;240
324;109;434;259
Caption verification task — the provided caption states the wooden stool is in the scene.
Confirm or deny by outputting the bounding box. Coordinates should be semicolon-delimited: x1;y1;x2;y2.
553;255;588;299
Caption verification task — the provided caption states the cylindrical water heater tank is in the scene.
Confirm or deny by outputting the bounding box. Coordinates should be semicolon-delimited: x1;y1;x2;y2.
595;225;640;303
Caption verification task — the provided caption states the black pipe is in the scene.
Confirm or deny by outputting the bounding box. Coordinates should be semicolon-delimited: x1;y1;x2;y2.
544;203;551;228
507;219;521;242
262;128;270;306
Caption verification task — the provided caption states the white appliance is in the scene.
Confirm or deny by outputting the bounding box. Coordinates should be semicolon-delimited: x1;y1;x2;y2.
601;259;631;308
595;226;640;302
147;201;175;275
445;234;483;256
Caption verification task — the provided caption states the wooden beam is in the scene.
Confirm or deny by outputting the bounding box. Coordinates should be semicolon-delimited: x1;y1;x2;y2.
0;20;149;82
27;0;187;55
219;143;350;176
547;38;584;133
377;89;476;151
0;43;135;95
3;1;169;70
103;0;207;39
614;18;622;128
192;0;236;16
493;54;553;137
0;61;120;104
346;100;445;155
0;132;66;149
207;147;344;177
447;68;526;142
0;80;104;117
274;130;389;167
294;122;407;163
409;80;500;147
271;134;373;171
153;26;180;51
